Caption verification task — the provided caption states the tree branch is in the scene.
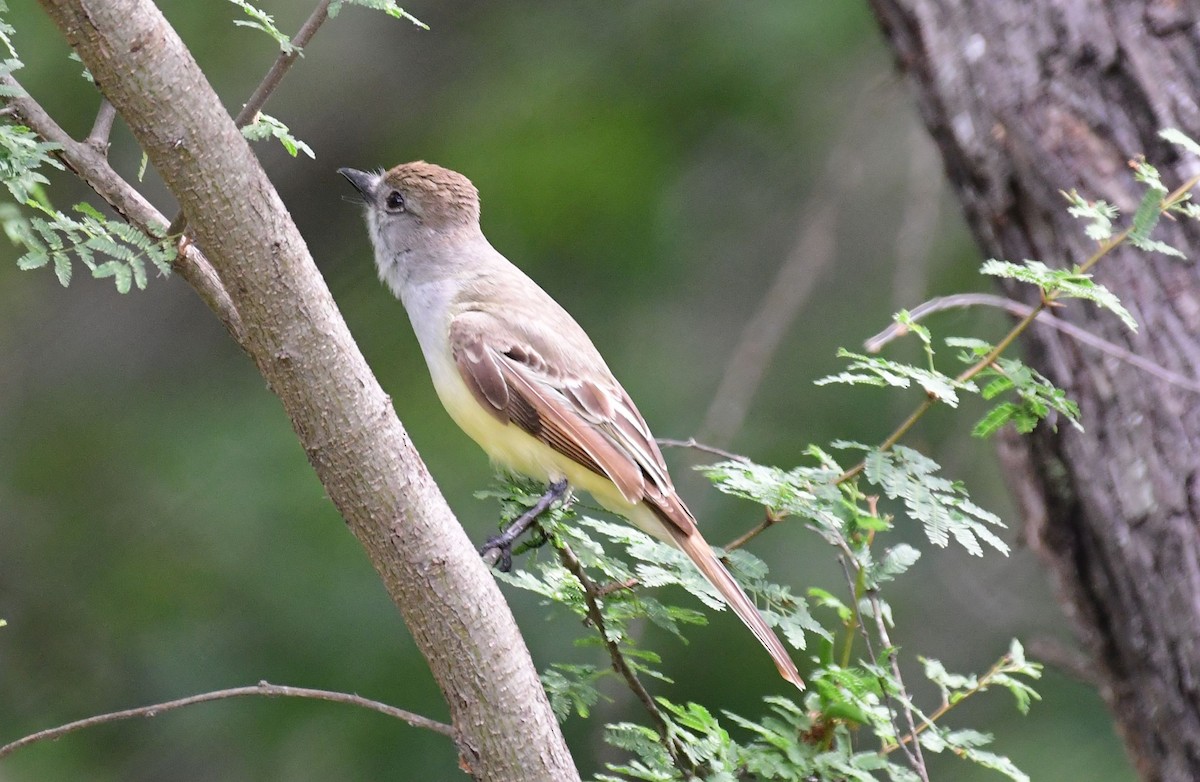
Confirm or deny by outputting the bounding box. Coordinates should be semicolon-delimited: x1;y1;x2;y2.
233;0;333;128
0;681;454;760
170;0;335;235
84;97;116;153
0;73;244;342
865;292;1200;394
34;1;577;779
555;540;691;773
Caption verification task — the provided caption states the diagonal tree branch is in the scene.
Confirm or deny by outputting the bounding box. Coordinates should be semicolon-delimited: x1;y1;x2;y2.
0;73;243;341
555;540;691;772
170;0;337;235
233;0;333;128
32;2;577;780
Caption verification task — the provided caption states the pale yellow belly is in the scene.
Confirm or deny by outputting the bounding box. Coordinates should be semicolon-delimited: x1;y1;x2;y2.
428;356;671;544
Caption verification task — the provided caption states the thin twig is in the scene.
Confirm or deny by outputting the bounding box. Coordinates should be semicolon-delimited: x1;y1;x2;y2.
235;0;333;127
555;540;691;772
84;98;116;154
869;591;930;781
0;680;454;759
656;437;749;464
0;73;244;342
480;481;568;569
724;510;781;552
595;577;638;598
832;530;923;772
830;536;902;760
169;0;334;235
866;292;1200;393
882;648;1027;755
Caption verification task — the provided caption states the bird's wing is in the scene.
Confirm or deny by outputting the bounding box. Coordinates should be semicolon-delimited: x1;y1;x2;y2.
450;310;802;688
449;310;695;537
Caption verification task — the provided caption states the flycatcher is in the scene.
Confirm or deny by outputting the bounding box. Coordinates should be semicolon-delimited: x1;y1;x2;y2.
340;161;803;688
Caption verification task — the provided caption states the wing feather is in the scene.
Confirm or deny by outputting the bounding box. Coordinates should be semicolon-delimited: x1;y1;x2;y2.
448;311;696;536
450;314;650;504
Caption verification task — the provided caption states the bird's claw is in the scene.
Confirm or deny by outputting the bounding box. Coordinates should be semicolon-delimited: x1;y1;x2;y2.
480;536;514;572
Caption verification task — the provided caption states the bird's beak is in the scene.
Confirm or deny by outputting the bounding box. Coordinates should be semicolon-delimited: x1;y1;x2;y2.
338;167;377;200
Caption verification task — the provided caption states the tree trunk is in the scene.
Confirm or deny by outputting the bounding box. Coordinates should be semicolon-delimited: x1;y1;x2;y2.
32;1;579;779
868;2;1200;780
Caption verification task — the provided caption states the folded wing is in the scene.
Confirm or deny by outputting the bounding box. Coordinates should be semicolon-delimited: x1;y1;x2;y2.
449;310;695;537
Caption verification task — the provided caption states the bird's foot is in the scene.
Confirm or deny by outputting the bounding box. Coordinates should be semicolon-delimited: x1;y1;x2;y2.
480;479;569;571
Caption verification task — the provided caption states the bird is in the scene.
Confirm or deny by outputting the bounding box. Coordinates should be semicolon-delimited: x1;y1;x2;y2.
339;161;803;689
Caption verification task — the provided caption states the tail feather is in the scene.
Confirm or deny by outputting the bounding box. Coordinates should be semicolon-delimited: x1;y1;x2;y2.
671;527;804;689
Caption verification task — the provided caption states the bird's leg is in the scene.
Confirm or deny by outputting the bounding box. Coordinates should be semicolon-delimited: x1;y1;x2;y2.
480;479;569;572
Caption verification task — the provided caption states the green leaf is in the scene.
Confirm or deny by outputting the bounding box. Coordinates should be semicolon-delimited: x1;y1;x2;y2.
700;458;843;530
0;123;62;202
328;0;429;28
93;259;132;293
541;663;606;721
878;544;921;582
972;402;1021;438
1126;182;1184;258
807;587;852;623
72;201;104;221
128;253;148;290
980;258;1137;331
817;348;976;407
16;248;48;270
52;254;71;286
0;2;20;64
66;51;93;83
856;444;1009;556
1160;127;1200;159
241;111;315;159
1063;189;1117;242
964;355;1081;437
227;0;295;53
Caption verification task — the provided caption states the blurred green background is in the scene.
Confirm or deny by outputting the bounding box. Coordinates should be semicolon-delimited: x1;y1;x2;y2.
0;2;1132;780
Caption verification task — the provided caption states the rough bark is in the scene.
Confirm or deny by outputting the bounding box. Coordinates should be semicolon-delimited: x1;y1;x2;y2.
34;1;579;779
868;2;1200;780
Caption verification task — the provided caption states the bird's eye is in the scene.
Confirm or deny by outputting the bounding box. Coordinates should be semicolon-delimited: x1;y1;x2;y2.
384;191;406;212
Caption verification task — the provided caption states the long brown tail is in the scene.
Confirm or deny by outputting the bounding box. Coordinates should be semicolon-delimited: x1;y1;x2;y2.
670;527;804;689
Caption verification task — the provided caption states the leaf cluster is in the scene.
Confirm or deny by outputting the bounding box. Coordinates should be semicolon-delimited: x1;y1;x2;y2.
595;648;1039;782
484;466;1037;781
328;0;429;28
980;259;1137;330
241;111;315;159
490;490;821;723
6;201;174;291
0;11;175;293
948;338;1080;437
228;0;296;53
